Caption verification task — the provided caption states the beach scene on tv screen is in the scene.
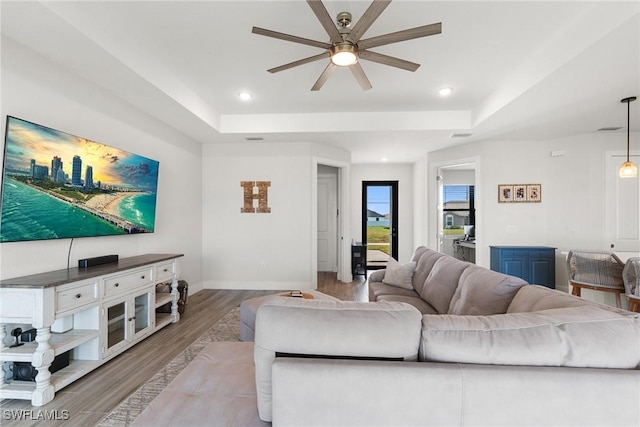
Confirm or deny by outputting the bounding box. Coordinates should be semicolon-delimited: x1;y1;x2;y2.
0;117;159;243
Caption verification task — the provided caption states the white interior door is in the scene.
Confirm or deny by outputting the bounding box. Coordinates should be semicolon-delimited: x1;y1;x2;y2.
605;152;640;251
317;175;337;272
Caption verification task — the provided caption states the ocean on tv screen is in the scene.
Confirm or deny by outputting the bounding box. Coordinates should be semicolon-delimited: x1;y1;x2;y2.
0;116;159;243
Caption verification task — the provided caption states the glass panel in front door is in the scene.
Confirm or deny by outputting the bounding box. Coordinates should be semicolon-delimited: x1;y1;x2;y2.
367;185;392;268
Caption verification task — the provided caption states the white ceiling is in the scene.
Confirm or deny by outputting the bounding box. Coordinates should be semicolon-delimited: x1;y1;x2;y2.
1;1;639;163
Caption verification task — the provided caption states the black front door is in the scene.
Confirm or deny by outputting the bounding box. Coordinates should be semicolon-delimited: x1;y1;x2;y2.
362;181;398;269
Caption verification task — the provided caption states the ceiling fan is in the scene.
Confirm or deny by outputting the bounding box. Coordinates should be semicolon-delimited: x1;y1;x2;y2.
252;0;442;91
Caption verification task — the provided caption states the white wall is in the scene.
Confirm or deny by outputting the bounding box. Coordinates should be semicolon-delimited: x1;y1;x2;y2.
201;142;350;289
350;163;414;263
0;37;204;292
413;156;429;249
420;131;638;306
442;169;475;185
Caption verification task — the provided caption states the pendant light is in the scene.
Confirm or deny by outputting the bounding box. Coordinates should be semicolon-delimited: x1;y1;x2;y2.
619;96;638;178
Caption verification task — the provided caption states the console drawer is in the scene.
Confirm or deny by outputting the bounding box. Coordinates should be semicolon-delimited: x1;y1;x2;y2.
155;261;175;282
56;281;99;313
104;268;153;297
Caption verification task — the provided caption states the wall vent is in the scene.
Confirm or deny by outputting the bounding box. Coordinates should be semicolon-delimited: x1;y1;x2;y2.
245;137;264;141
450;133;472;138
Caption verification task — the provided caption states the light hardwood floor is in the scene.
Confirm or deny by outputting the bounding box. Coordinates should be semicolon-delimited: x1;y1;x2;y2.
0;273;366;426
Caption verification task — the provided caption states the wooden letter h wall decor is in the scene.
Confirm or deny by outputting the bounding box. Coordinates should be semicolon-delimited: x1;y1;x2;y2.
241;181;271;213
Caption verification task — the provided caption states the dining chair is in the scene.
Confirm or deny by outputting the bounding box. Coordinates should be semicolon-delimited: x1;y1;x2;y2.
622;257;640;312
566;250;625;308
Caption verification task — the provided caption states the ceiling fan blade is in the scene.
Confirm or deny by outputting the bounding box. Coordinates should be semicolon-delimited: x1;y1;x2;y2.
267;52;331;73
252;26;331;50
306;0;343;44
359;50;420;72
345;0;392;44
311;63;337;91
358;22;442;50
350;62;373;91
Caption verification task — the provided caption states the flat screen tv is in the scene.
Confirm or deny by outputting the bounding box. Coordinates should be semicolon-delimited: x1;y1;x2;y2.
0;116;160;243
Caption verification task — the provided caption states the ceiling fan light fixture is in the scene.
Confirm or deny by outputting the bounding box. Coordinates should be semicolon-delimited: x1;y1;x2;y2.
619;96;637;178
331;43;358;66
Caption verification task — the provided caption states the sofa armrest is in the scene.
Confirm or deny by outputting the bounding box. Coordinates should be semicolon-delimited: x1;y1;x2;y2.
253;298;421;422
368;269;385;282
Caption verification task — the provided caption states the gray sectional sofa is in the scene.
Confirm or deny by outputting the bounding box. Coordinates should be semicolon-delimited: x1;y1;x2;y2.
254;247;640;426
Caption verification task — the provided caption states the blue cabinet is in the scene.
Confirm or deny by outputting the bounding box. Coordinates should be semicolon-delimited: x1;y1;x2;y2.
490;246;556;288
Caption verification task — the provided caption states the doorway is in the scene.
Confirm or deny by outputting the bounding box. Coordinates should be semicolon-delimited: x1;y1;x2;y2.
362;181;398;269
437;163;476;262
605;152;640;251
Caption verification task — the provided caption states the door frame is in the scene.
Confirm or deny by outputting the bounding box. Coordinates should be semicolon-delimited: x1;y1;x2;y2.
605;150;640;251
311;157;351;285
429;157;482;264
362;181;399;269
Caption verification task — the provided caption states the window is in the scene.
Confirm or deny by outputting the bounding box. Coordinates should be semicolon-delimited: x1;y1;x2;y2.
442;185;475;228
445;214;454;227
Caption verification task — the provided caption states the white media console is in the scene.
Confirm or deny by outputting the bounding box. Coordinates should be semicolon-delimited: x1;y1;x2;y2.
0;253;183;406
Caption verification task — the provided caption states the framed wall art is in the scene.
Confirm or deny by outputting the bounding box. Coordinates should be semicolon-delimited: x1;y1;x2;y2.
513;185;527;202
498;185;513;202
527;184;541;202
498;184;542;203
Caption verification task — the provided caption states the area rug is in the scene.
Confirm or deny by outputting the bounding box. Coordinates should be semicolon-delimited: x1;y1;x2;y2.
96;307;240;427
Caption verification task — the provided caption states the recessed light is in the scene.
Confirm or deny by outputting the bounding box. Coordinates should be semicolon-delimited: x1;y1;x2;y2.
381;158;388;162
238;91;253;101
438;87;453;97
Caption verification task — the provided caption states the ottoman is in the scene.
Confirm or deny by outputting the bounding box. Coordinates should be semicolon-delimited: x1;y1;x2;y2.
240;290;340;341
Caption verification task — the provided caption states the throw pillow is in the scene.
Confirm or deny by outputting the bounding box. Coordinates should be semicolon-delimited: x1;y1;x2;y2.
382;257;416;289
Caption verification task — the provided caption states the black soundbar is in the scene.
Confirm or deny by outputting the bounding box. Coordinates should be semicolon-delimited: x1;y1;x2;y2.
78;254;119;268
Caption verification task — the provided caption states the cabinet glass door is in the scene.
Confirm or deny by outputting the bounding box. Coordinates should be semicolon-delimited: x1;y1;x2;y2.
133;292;152;336
106;301;126;351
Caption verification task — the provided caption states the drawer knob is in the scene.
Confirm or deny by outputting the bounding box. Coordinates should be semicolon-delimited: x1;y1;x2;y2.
141;275;146;279
75;293;82;299
163;268;168;272
114;283;119;287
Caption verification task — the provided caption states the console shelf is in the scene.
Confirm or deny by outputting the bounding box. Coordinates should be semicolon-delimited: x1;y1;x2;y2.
155;313;173;330
0;329;99;363
0;253;184;406
155;292;174;308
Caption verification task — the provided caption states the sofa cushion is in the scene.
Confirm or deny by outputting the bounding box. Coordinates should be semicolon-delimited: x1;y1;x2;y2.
508;284;594;313
411;245;430;262
448;266;527;315
377;294;438;315
419;306;640;369
412;249;447;295
253;298;422;422
419;256;471;314
369;280;421;301
367;246;429;300
382;258;417;289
